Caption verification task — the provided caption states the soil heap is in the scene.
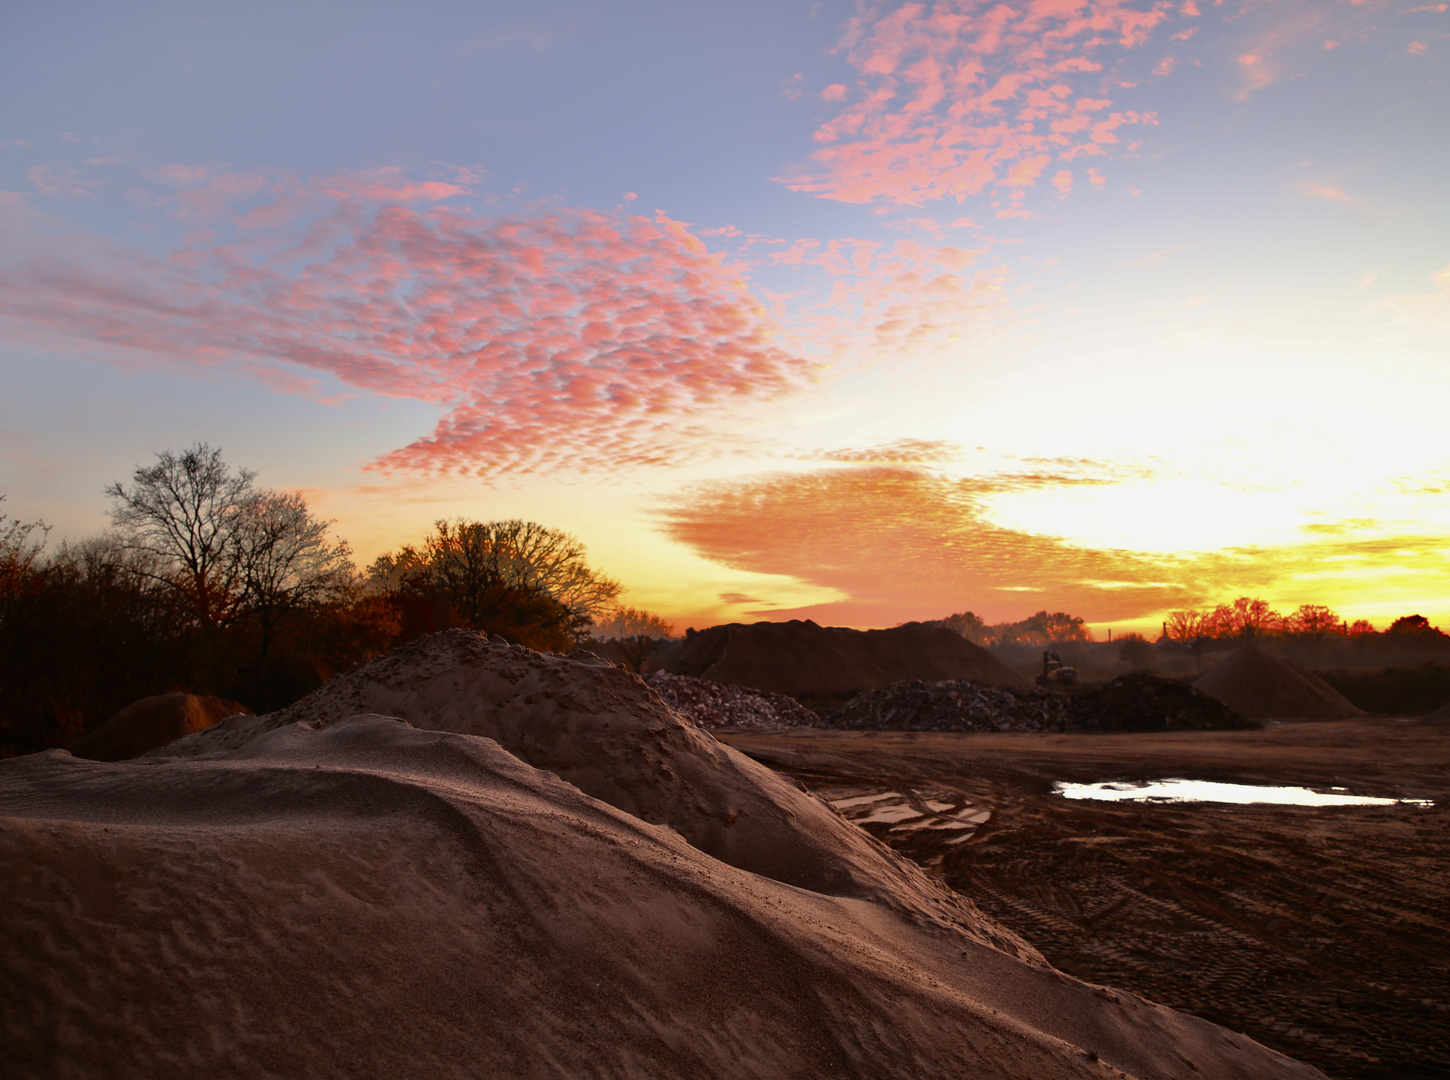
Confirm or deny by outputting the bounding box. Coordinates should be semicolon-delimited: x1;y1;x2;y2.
673;619;1031;698
1193;645;1366;720
67;692;251;762
1070;673;1259;732
824;679;1072;733
646;670;820;730
1;630;1326;1080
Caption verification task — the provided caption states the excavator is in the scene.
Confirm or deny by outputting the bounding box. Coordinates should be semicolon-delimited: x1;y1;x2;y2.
1038;649;1078;686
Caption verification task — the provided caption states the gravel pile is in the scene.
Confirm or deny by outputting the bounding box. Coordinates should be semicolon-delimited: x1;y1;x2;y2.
822;679;1072;733
646;671;821;730
1071;673;1258;732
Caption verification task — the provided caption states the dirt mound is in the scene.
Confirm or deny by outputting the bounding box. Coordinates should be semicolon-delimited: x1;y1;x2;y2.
646;671;820;730
2;717;1324;1077
1422;700;1450;722
1071;674;1259;732
67;693;250;761
674;619;1031;698
1193;646;1366;720
153;630;1009;927
824;679;1072;733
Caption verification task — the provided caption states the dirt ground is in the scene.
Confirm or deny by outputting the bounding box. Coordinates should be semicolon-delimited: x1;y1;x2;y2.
717;718;1450;1080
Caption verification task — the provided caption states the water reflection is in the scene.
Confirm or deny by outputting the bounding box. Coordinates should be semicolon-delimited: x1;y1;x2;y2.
1056;779;1434;807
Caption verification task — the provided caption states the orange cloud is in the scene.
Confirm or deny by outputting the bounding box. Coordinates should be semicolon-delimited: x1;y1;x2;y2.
0;171;810;475
778;0;1172;208
660;464;1192;625
660;462;1450;627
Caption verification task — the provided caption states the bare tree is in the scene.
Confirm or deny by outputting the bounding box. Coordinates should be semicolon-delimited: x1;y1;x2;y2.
104;444;255;629
592;606;674;641
0;496;49;600
592;605;674;673
232;492;354;655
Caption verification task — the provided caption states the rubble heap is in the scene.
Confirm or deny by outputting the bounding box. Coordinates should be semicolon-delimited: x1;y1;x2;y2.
647;671;820;730
823;678;1072;734
1069;673;1258;732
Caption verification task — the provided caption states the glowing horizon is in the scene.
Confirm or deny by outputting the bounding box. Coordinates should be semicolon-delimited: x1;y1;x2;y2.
2;0;1447;637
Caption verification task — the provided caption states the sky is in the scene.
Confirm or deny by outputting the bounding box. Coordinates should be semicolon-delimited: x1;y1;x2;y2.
2;0;1448;636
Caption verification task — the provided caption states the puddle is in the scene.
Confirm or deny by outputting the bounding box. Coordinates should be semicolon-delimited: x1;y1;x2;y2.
1056;778;1434;807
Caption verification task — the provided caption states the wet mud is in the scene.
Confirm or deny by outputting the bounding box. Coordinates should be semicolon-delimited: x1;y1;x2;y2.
719;718;1450;1080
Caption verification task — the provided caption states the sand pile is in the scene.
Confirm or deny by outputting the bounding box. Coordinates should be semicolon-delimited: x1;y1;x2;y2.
67;692;250;761
674;619;1031;698
824;679;1072;734
1193;646;1366;720
1071;674;1258;733
646;670;820;730
1;647;1326;1080
152;630;999;924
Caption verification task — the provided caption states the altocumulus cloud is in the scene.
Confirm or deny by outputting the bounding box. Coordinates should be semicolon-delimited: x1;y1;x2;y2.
0;169;811;474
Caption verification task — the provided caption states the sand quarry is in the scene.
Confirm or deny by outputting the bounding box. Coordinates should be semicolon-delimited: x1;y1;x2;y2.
0;629;1346;1080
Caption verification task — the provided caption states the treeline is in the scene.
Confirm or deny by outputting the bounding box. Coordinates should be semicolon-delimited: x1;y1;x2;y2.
923;610;1091;646
928;597;1444;649
0;445;668;757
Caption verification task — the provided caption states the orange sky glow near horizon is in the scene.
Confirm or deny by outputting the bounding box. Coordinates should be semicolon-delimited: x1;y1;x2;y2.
2;0;1448;638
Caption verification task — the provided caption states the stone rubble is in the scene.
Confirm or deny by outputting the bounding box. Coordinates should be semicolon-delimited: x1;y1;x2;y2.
823;678;1073;734
647;670;822;730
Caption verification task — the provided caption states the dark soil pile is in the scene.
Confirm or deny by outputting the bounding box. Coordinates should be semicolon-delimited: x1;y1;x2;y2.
1193;646;1366;720
673;619;1031;698
647;671;820;730
1422;700;1450;722
1069;673;1258;732
68;692;251;762
823;679;1072;734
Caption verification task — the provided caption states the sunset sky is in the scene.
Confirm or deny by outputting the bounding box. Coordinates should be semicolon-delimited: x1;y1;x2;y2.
2;0;1447;635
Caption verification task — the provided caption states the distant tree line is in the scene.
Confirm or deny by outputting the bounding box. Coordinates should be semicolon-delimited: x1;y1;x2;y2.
923;610;1093;647
0;444;666;756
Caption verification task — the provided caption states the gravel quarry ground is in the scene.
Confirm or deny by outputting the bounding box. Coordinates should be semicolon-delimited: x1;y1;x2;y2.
717;718;1450;1080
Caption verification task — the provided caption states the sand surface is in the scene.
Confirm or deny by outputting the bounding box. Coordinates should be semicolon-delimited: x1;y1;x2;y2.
719;719;1450;1079
0;632;1328;1080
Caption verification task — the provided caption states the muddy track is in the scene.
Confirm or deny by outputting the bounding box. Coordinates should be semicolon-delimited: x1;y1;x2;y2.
719;722;1450;1080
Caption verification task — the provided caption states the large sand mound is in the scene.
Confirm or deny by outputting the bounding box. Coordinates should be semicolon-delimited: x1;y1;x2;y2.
2;709;1322;1079
153;630;1014;936
67;692;250;762
1193;646;1366;720
674;619;1031;697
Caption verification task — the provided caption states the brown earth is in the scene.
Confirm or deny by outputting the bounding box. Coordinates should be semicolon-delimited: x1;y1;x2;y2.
673;619;1031;698
1;632;1326;1080
718;720;1450;1080
1193;646;1365;720
67;692;251;762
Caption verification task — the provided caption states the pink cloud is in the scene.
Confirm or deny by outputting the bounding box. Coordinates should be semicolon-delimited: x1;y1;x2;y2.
1296;180;1358;204
745;233;1011;367
0;172;811;475
1051;169;1074;196
1408;40;1427;54
26;165;97;199
779;0;1175;208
